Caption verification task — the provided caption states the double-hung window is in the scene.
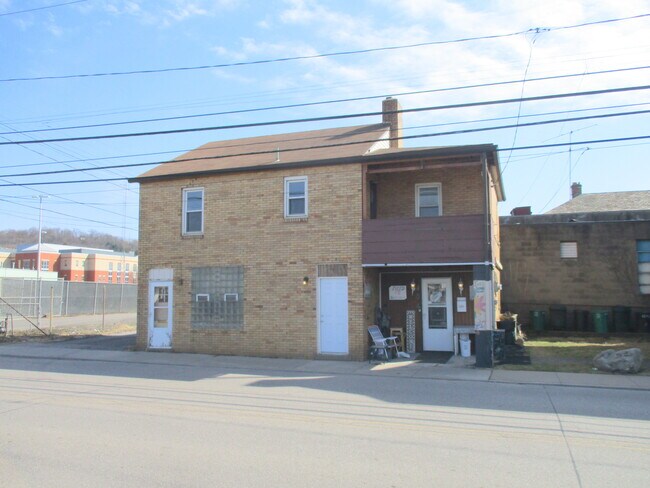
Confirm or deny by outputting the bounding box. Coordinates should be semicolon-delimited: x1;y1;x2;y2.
284;177;308;218
415;183;442;217
183;188;204;235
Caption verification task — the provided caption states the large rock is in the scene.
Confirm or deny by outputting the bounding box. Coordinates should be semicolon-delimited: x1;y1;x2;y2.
593;348;643;374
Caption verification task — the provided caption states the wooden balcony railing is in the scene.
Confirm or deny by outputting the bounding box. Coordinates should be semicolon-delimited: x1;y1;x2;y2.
362;214;486;265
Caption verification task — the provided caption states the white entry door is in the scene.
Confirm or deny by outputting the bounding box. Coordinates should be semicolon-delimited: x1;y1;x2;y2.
148;281;173;349
318;277;348;354
421;278;453;351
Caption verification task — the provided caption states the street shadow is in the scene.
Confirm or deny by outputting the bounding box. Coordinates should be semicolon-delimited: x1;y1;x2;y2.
1;340;649;423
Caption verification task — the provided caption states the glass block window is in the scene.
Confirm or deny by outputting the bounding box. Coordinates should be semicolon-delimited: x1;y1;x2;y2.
183;187;204;235
416;183;442;217
284;176;308;218
191;266;244;328
638;241;650;294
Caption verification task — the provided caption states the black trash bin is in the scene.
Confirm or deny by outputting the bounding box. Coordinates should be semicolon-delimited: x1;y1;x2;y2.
573;310;590;332
498;320;517;345
639;312;650;333
549;305;567;331
613;306;631;333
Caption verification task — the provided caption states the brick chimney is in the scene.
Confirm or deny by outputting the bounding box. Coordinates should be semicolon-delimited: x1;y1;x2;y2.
510;206;532;216
571;182;582;199
382;97;403;148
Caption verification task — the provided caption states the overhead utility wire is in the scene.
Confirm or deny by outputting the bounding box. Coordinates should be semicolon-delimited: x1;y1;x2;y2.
1;135;647;188
3;64;648;136
3;84;649;147
0;0;87;17
5;100;649;171
0;198;138;232
2;108;649;179
3;12;649;82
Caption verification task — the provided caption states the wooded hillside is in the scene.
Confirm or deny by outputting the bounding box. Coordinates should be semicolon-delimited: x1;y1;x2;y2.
0;228;138;254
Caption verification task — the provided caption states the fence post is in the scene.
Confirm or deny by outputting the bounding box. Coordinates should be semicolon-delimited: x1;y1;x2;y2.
93;282;98;315
64;281;69;316
49;287;54;334
102;285;106;332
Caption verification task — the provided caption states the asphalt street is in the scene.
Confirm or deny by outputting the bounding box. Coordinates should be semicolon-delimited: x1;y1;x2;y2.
1;339;648;487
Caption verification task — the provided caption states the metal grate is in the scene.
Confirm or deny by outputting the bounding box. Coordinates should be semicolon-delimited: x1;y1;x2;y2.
317;264;347;277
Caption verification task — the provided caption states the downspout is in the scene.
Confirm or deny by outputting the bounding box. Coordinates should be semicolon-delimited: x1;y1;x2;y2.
482;153;492;266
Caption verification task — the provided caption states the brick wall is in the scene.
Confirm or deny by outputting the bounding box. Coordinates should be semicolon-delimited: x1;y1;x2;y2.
371;164;484;219
501;214;650;327
137;164;366;359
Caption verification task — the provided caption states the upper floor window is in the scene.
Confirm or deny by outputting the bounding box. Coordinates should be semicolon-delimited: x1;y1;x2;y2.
638;240;650;294
183;187;204;235
41;260;49;271
415;183;442;217
108;262;113;271
284;176;308;218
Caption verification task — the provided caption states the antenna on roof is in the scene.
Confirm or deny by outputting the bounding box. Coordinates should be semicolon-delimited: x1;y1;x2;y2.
276;147;280;162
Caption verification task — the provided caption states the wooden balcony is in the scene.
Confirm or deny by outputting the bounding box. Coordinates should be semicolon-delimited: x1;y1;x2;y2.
362;214;486;265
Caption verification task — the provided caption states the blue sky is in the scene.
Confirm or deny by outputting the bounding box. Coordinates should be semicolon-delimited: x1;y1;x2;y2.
1;0;649;241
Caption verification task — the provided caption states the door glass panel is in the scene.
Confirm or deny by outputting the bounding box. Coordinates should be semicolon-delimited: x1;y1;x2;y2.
428;307;447;329
153;286;169;328
427;283;446;304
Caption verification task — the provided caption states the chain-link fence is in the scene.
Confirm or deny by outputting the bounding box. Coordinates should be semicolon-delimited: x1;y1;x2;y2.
0;278;137;318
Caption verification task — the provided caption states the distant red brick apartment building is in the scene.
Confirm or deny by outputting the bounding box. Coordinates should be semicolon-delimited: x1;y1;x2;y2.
130;98;505;359
7;243;138;284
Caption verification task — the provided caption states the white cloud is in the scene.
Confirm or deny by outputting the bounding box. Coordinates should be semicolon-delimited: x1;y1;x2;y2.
102;0;244;27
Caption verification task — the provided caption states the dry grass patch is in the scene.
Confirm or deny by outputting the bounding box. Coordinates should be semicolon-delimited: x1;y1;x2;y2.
1;323;135;343
498;335;650;374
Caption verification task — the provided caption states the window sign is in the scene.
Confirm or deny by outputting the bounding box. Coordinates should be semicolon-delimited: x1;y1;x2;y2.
389;285;407;300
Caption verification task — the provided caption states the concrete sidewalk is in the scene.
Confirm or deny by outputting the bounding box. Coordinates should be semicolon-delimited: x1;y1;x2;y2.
1;339;649;391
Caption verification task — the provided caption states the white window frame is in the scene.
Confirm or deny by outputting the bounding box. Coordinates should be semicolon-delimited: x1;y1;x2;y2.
415;183;442;217
182;187;205;235
284;176;308;218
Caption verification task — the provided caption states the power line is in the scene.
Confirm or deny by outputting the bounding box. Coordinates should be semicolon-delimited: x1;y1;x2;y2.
3;84;649;146
0;198;138;232
3;64;648;136
0;135;647;187
0;0;87;17
5;100;649;171
3;12;649;82
2;108;649;179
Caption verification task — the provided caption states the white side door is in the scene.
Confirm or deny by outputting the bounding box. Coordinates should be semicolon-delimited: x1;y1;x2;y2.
148;281;173;349
318;277;348;354
421;277;453;351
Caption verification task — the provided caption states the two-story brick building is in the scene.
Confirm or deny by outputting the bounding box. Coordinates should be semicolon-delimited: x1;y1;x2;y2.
130;98;504;359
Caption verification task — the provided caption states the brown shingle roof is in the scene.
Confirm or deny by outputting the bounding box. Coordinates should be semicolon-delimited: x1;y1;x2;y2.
134;123;389;180
546;190;650;213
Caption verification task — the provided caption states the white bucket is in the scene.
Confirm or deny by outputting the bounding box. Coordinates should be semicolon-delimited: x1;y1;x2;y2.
460;333;471;357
